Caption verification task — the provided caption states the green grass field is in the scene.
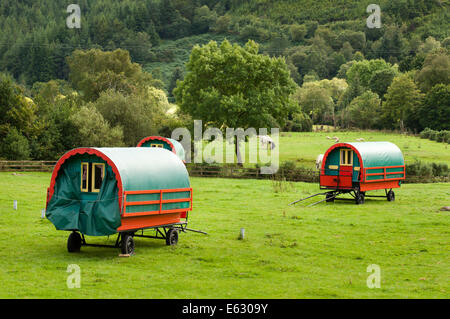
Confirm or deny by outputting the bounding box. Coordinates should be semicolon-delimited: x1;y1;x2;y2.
0;172;448;298
200;131;450;168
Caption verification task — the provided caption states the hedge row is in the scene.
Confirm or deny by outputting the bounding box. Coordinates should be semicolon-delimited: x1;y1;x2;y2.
419;128;450;143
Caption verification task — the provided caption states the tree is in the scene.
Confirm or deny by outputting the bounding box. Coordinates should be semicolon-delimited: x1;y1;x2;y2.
382;74;424;131
340;42;354;61
0;73;39;139
31;90;80;160
0;127;30;160
344;91;382;129
174;39;296;163
288;36;341;80
372;25;407;62
0;73;20;130
337;75;364;112
369;68;398;99
337;30;366;51
290;24;307;42
418;84;450;131
122;32;153;64
158;0;191;38
346;59;396;89
168;67;184;97
192;5;217;34
284;106;313;132
67;49;161;102
69;106;124;147
293;85;334;125
92;88;169;146
213;14;231;33
418;36;441;55
416;50;450;92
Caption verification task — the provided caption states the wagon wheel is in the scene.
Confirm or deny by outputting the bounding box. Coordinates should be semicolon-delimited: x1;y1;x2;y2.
325;192;335;202
166;228;179;246
67;231;82;253
121;233;135;255
387;190;395;202
355;191;365;205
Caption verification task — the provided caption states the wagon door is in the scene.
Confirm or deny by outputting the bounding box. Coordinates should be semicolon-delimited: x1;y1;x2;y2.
339;149;353;188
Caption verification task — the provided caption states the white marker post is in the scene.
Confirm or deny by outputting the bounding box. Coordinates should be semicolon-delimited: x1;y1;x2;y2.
41;209;46;219
13;200;17;210
239;228;245;240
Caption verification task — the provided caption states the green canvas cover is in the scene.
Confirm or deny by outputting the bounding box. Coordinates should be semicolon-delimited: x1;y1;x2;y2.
46;148;190;236
46;154;120;236
347;142;404;168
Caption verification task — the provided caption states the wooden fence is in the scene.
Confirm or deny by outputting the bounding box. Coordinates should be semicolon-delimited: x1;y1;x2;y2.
186;165;319;182
0;161;447;183
0;161;56;172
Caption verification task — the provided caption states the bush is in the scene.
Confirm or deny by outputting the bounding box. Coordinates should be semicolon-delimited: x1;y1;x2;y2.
431;163;449;177
405;160;432;177
285;112;313;132
419;127;433;139
406;160;449;177
436;130;450;143
420;128;450;143
0;127;31;160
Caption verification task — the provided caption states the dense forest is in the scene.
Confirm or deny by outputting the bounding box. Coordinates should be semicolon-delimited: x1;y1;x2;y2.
0;0;449;160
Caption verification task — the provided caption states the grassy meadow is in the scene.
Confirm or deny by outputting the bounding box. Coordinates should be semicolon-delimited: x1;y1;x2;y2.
199;131;450;169
0;172;448;298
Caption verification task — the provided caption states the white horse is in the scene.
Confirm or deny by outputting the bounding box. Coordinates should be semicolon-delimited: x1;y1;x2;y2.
315;154;324;170
257;135;276;150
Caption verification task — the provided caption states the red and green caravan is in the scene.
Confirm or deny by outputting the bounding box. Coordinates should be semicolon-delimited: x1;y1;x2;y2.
45;147;193;254
291;142;405;206
137;136;186;162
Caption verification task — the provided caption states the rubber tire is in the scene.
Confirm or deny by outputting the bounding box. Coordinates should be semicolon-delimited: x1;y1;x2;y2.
166;228;179;246
325;193;335;202
387;190;395;202
355;192;365;205
121;233;135;255
67;232;82;253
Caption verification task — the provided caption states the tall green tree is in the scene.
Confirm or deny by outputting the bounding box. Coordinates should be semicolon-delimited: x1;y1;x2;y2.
346;59;396;89
416;50;450;92
0;127;30;160
174;39;296;162
369;68;398;99
419;84;450;131
343;91;382;129
175;39;295;129
67;49;161;102
92;88;169;146
382;74;424;131
293;86;334;125
168;67;184;97
69;105;124;147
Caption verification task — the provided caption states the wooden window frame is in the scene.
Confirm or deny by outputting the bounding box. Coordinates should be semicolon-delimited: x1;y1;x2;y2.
91;163;105;193
80;162;89;192
340;149;353;166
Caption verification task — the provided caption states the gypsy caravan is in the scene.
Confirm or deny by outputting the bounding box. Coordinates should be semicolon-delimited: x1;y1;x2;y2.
291;142;405;206
320;141;405;204
45;147;193;254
